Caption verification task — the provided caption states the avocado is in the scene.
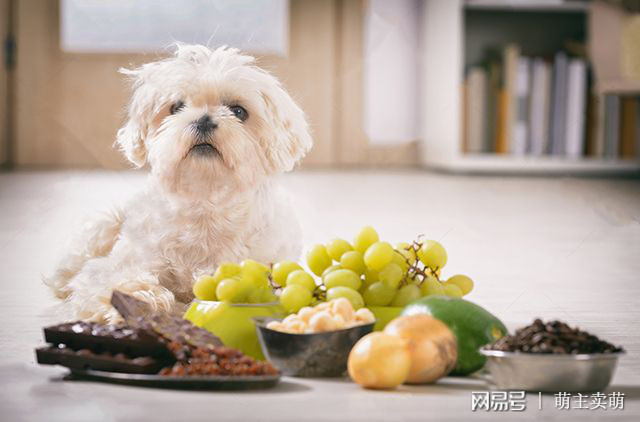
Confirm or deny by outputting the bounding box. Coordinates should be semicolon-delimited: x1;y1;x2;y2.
402;295;507;375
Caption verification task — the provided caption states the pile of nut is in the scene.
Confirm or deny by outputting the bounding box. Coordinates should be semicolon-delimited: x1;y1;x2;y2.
487;319;624;354
266;298;375;334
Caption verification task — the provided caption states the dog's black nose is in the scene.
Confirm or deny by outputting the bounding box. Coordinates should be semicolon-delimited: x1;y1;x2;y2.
194;115;217;133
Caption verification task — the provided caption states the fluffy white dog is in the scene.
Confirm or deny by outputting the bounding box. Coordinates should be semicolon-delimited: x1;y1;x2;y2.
45;44;312;323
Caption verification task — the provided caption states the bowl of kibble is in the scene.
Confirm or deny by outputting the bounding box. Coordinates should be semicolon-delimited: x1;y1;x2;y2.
254;298;375;377
480;319;625;393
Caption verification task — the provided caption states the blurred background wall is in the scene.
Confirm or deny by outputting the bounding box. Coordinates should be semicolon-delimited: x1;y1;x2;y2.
2;0;420;170
1;0;639;174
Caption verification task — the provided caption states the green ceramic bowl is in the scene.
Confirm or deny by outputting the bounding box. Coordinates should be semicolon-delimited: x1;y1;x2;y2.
368;306;403;331
183;300;285;360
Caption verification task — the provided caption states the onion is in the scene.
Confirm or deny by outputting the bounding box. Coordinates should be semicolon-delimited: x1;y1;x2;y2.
384;315;457;384
347;332;411;389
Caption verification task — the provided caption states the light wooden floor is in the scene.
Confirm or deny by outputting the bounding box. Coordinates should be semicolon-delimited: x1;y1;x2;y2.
1;170;639;421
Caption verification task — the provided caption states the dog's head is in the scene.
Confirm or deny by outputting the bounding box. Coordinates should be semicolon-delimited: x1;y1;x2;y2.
116;44;312;197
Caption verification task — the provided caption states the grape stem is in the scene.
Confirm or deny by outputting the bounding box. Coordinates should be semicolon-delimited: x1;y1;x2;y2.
267;263;281;291
400;239;441;286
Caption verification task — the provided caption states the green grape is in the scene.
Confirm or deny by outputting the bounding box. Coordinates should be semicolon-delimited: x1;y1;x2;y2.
326;286;364;310
247;287;267;304
321;264;342;278
363;268;379;285
363;281;396;306
323;269;362;291
272;260;303;287
445;274;474;295
391;251;409;273
340;251;366;275
378;263;404;289
280;284;312;313
326;238;353;261
216;277;251;303
443;283;463;298
286;270;316;292
396;242;417;265
213;262;241;281
364;241;394;271
260;288;278;303
240;259;270;287
420;275;445;296
353;226;379;254
192;275;218;301
390;284;421;307
417;240;447;270
306;244;332;276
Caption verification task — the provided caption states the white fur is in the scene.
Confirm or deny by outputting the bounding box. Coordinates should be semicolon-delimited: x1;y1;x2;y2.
45;45;312;322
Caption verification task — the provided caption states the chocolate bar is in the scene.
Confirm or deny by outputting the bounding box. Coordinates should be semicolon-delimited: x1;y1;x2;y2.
36;345;167;374
110;292;223;355
43;321;172;358
110;290;152;323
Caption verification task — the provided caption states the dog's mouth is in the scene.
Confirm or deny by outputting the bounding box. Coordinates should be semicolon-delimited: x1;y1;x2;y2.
189;142;219;157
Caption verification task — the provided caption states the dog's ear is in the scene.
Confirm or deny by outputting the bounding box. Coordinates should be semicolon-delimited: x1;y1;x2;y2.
258;78;313;173
115;68;154;168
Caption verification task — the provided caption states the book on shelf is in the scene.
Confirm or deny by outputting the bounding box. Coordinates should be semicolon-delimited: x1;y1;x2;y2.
529;58;552;156
513;57;531;155
565;58;587;158
500;44;520;154
486;59;502;152
550;51;569;156
584;92;598;156
620;97;638;159
603;95;620;158
464;67;488;153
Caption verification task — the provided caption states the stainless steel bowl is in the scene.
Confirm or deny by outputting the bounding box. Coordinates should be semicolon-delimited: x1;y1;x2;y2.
480;349;624;393
254;317;374;377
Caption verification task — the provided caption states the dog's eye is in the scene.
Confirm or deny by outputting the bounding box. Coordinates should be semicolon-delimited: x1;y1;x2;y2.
170;101;185;115
229;105;248;122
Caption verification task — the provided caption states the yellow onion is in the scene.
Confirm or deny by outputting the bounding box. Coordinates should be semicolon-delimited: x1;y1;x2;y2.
384;315;457;384
347;332;411;389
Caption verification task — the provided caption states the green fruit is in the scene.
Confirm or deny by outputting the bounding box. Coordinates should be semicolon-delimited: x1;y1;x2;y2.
323;269;362;291
192;275;218;301
286;270;316;292
401;296;507;375
272;261;303;286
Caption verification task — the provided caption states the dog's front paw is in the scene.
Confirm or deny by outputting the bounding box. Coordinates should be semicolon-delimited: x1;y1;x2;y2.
114;282;176;314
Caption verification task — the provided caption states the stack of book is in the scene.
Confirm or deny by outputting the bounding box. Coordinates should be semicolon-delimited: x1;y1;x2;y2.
462;44;640;159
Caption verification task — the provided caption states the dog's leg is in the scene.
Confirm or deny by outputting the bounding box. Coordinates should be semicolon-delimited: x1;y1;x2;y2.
65;259;176;323
44;209;124;300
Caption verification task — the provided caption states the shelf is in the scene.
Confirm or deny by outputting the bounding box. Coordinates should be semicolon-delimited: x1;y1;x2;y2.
426;154;640;175
464;0;590;13
596;80;640;96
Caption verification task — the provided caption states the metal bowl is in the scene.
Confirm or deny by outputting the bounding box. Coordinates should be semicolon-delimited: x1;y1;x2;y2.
480;349;625;393
254;317;374;377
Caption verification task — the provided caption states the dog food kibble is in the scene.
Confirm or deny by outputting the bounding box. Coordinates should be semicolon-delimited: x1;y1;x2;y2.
486;319;624;354
266;298;375;334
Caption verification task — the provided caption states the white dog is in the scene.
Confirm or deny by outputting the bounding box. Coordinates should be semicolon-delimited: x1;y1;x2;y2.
45;44;312;323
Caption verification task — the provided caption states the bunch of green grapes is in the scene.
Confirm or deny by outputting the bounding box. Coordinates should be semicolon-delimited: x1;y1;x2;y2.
192;226;475;314
309;226;474;309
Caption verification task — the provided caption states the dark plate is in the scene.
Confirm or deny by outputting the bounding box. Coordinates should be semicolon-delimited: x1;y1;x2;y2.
65;368;281;390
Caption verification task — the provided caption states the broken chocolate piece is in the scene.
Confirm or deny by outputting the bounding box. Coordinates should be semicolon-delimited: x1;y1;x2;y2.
36;345;167;374
44;321;171;358
110;290;153;323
